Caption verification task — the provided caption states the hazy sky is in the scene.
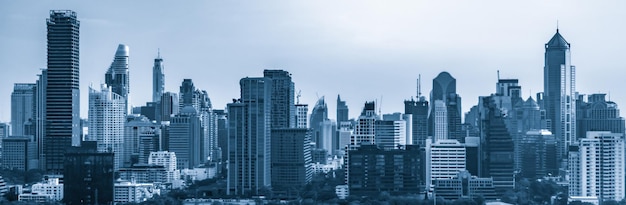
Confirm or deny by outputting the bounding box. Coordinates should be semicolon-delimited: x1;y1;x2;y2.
1;1;625;123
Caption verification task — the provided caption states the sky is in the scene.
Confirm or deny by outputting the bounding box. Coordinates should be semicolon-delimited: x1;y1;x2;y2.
0;1;625;124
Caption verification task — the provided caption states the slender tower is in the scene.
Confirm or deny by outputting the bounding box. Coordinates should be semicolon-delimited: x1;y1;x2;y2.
105;44;130;113
44;10;80;173
153;50;165;103
543;29;576;163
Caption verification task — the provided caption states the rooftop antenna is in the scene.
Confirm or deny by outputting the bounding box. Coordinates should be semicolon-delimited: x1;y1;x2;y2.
157;48;161;58
417;74;422;98
556;20;559;32
497;70;500;81
379;95;383;116
296;90;302;104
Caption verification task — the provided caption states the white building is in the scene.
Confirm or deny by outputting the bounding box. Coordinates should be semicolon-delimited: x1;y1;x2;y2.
18;177;63;202
433;100;448;141
180;167;217;182
335;185;349;199
114;181;161;204
295;104;308;128
426;139;466;188
148;151;179;183
569;131;625;201
89;84;126;170
351;102;378;146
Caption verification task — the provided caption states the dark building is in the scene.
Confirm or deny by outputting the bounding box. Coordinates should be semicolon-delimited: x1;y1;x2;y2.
215;109;228;165
64;141;114;205
169;106;203;169
479;96;515;195
270;128;312;196
347;145;422;196
311;148;328;164
520;130;558;179
404;97;429;147
429;72;462;142
45;10;81;174
434;170;498;201
132;102;158;121
159;92;178;122
576;94;625;138
264;70;295;129
2;136;36;171
337;95;349;123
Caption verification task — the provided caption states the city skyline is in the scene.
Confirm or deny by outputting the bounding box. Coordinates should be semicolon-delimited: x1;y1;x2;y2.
1;1;626;123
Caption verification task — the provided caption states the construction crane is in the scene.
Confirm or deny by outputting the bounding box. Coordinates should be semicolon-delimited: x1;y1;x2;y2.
296;90;302;104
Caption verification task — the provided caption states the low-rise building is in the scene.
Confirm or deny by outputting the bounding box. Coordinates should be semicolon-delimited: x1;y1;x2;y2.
114;181;160;204
433;170;497;201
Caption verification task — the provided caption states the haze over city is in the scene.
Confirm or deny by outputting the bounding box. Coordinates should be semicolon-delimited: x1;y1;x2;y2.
1;0;625;122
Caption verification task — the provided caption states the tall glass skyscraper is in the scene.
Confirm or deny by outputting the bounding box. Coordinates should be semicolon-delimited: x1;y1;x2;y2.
152;52;165;103
429;72;462;142
105;44;130;114
11;83;36;136
45;10;80;173
543;29;576;163
337;95;349;123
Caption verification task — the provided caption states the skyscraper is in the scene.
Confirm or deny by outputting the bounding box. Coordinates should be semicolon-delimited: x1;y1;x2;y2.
179;79;200;111
64;142;114;205
227;77;271;195
270;128;313;195
310;97;328;148
479;96;515;195
169;106;203;169
264;70;295;129
160;92;179;122
337;95;349;123
430;72;462;142
105;44;130;113
152;52;165;103
433;100;448;141
543;29;576;163
45;10;81;173
11;83;36;136
404;97;429;147
124;115;160;167
88;85;126;170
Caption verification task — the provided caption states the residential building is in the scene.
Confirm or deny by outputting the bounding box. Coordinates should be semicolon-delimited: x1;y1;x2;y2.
105;44;130;114
114;181;160;204
89;84;126;170
426;139;466;188
148;151;179;183
569;131;625;201
270;128;313;194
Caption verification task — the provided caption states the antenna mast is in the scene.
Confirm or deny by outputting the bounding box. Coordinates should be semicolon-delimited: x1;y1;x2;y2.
296;90;302;104
417;74;422;98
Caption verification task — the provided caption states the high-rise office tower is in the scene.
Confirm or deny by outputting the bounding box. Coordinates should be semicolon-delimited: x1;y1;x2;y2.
543;29;576;163
179;79;201;111
576;94;625;138
569;131;625;201
264;70;295;128
430;72;462;142
337;95;349;123
88;85;126;170
520;130;557;179
169;106;203;169
160;92;179;122
512;97;550;171
375;113;409;149
351;102;378;146
404;97;429;147
124;115;160;167
227;77;272;195
270;128;313;195
105;44;130;114
45;10;81;173
310;97;328;148
11;83;36;137
479;96;515;195
295;104;308;128
35;69;47;170
152;51;165;103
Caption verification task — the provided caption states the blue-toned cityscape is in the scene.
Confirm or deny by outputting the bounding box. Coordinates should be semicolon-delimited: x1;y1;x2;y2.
0;6;625;205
